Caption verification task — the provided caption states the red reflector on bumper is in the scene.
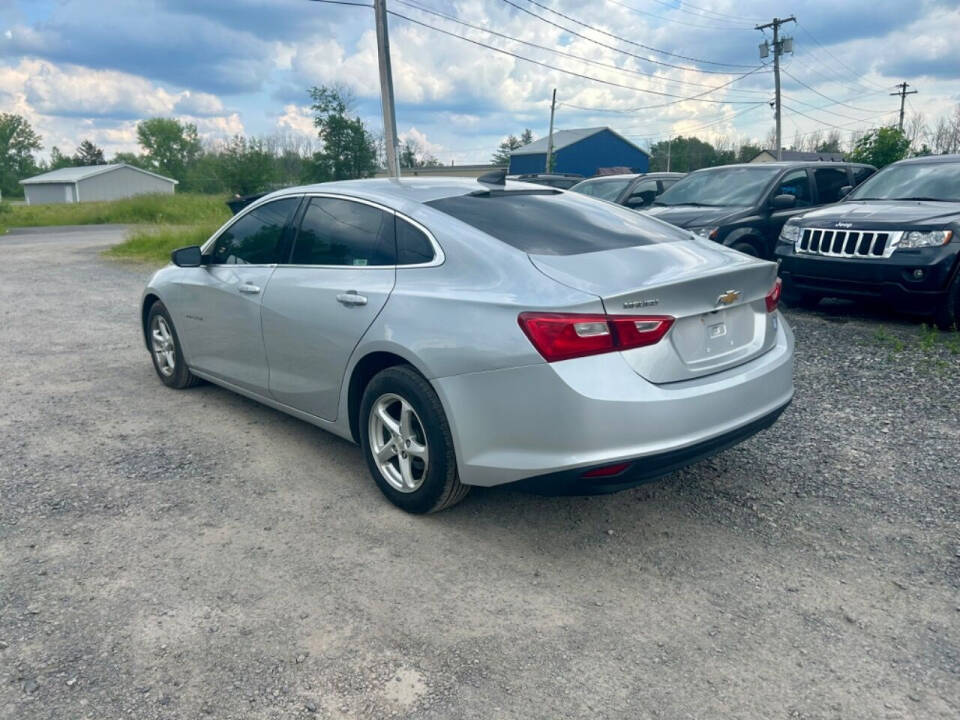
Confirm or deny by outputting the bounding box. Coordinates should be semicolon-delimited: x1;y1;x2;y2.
581;462;632;478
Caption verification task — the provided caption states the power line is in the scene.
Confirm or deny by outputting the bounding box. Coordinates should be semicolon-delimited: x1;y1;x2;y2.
648;0;766;24
795;21;889;92
605;0;754;31
619;102;769;139
387;9;766;107
781;102;896;133
503;0;758;71
780;66;889;114
392;0;770;95
781;93;889;124
305;0;372;6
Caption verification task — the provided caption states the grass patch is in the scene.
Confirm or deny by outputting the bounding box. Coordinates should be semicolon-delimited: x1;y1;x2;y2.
105;224;224;264
0;193;232;265
0;193;230;230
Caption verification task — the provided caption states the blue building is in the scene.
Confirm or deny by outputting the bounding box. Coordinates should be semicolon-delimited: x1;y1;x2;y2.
508;127;649;177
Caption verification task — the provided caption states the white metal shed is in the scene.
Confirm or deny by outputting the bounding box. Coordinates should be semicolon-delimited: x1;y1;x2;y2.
19;164;177;205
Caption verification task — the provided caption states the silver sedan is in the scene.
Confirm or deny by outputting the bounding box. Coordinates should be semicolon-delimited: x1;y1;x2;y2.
141;178;794;513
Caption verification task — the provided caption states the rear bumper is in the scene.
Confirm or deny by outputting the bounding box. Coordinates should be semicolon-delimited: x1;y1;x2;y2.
516;400;790;495
776;242;960;312
432;317;794;488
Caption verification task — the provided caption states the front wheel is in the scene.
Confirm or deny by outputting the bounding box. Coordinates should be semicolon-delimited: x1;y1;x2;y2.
933;274;960;331
146;301;201;389
730;240;761;258
359;366;469;513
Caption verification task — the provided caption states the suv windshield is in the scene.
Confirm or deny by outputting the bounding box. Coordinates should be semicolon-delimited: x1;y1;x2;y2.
848;161;960;202
426;190;684;255
570;177;634;201
654;166;781;207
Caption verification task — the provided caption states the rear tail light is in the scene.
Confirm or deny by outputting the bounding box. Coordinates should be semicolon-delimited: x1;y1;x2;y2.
765;277;782;313
518;312;674;362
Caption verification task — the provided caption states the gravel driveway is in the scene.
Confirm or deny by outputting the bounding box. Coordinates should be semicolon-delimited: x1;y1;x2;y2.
2;225;958;719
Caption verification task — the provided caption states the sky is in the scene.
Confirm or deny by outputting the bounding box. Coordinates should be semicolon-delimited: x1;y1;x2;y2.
1;0;959;165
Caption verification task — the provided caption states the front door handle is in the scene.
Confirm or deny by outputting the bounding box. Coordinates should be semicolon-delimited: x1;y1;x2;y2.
336;291;368;306
238;283;261;294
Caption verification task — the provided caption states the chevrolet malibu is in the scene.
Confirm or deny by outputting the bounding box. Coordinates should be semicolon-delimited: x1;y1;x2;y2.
141;178;794;513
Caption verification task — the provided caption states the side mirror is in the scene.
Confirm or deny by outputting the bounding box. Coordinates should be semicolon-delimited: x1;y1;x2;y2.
771;194;797;210
171;245;203;267
838;185;853;198
625;190;656;208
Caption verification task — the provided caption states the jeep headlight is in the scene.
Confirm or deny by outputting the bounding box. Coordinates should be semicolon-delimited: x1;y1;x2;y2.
779;219;802;244
898;230;952;249
691;226;718;240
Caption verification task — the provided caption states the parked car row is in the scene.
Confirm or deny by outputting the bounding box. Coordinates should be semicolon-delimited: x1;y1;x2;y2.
563;156;960;329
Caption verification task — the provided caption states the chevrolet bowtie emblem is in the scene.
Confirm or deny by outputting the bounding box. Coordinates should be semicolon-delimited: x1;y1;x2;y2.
717;289;741;306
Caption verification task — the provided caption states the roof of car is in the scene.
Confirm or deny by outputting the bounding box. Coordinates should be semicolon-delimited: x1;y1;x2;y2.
892;153;960;165
578;171;684;182
692;161;872;172
260;177;553;206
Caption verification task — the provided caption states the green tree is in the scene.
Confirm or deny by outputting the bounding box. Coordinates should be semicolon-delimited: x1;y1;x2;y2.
136;117;202;181
848;126;910;168
815;130;843;154
491;129;534;166
73;139;106;166
0;113;42;198
49;146;76;170
111;151;148;169
219;136;276;195
308;85;378;181
649;136;718;172
736;143;762;163
399;138;442;169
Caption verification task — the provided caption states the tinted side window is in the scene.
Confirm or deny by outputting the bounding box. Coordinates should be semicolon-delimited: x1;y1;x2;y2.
773;170;812;207
397;218;435;265
852;166;875;186
628;179;659;205
814;167;850;203
659;179;678;192
210;197;299;265
292;197;395;266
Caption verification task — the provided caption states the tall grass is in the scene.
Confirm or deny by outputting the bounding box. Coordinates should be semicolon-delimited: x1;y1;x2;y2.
105;224;225;263
0;193;232;263
1;193;230;229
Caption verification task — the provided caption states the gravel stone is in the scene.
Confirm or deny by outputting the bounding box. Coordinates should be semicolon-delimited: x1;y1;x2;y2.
1;226;958;719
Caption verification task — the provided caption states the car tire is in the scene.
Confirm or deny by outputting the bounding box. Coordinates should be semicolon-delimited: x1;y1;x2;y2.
782;285;821;309
731;240;761;258
933;274;960;331
146;301;202;389
359;365;469;514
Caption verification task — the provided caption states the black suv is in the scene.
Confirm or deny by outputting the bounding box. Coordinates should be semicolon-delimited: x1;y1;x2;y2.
644;161;875;258
776;154;960;330
568;172;685;209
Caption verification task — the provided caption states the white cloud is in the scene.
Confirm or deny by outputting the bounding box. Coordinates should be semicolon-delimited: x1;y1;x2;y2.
275;104;316;138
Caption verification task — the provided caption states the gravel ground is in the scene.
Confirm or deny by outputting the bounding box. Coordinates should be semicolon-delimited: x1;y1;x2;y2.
1;226;958;720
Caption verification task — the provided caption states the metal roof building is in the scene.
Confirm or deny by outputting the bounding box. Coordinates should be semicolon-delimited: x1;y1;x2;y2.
508;127;649;177
20;164;177;205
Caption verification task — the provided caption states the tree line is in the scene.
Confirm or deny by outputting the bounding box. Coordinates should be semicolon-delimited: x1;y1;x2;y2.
0;85;443;200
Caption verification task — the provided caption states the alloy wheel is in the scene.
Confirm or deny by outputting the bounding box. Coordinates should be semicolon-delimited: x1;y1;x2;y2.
368;393;429;493
151;315;176;377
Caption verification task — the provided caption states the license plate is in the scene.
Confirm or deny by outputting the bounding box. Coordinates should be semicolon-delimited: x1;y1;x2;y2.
708;322;727;339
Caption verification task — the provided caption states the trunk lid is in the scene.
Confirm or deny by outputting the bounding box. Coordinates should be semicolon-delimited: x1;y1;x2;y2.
529;239;779;383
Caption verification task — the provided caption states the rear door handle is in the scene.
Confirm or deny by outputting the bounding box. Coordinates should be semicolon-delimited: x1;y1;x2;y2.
238;283;261;294
336;292;368;306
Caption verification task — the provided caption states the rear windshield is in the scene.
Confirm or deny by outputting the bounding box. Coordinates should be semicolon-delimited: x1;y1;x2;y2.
425;191;685;255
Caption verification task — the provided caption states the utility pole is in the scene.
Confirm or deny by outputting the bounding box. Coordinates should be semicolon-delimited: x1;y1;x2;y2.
374;0;400;178
755;16;795;161
890;82;918;132
545;88;557;173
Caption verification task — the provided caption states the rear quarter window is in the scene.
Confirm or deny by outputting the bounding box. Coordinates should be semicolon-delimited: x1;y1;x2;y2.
425;191;685;256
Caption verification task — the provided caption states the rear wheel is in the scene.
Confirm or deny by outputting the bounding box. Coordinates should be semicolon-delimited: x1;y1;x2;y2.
782;284;822;310
359;366;469;513
730;239;761;258
933;274;960;331
146;302;201;389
